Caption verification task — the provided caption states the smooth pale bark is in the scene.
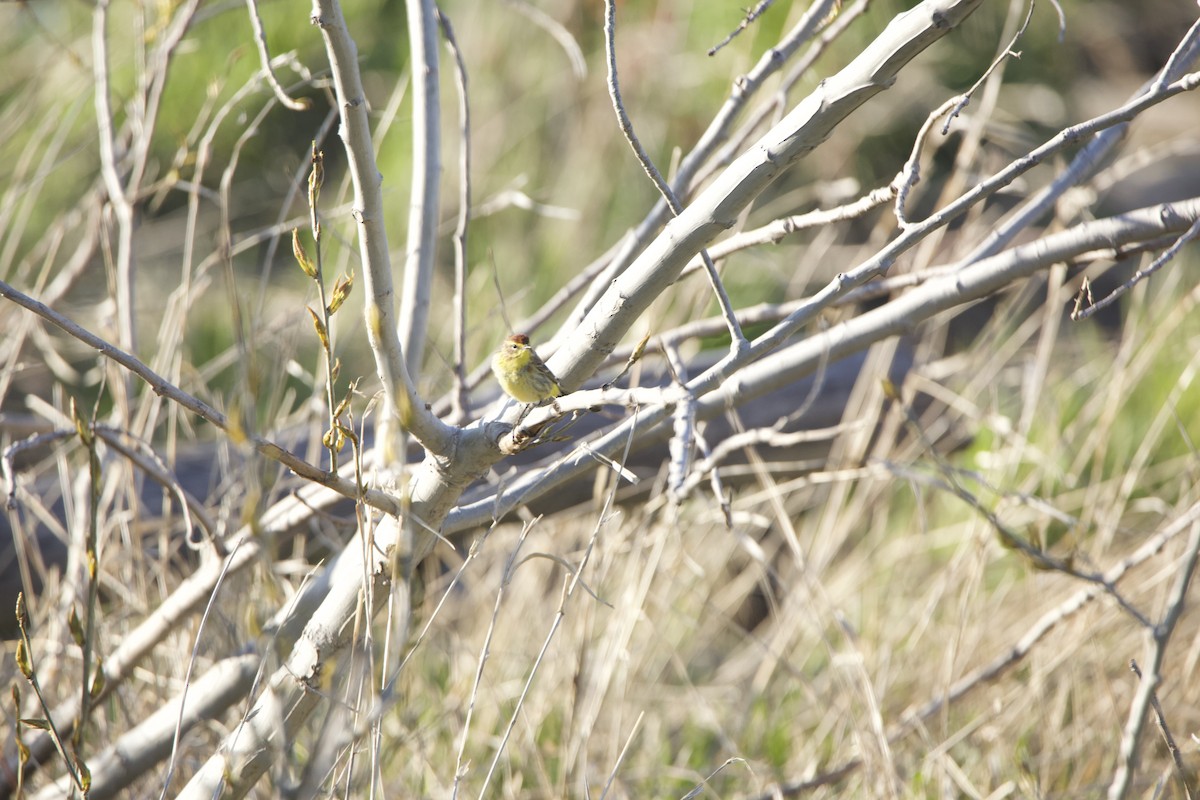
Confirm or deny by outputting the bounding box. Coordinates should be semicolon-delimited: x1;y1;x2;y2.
177;2;989;797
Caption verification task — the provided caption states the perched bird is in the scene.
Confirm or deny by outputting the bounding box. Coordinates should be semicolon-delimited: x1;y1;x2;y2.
492;333;562;404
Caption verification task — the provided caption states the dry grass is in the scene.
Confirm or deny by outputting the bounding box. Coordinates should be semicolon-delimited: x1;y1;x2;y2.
2;0;1200;797
323;269;1200;799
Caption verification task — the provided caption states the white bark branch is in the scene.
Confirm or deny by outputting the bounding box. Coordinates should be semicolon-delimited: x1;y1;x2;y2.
448;197;1200;532
549;0;988;390
396;0;441;384
311;0;455;457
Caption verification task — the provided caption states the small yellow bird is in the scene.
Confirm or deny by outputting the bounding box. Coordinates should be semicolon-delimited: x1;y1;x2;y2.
492;333;562;404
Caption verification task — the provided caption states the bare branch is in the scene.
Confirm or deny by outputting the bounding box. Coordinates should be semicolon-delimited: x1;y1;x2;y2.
553;0;990;393
0;277;405;517
396;0;441;384
1108;517;1200;800
1074;217;1200;320
243;0;311;111
439;8;474;425
602;0;746;352
962;15;1200;264
311;0;455;457
451;197;1200;531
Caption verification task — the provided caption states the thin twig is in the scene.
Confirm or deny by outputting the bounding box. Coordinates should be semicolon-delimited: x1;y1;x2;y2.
708;0;776;56
963;16;1200;266
893;96;960;226
969;17;1200;267
894;0;1038;227
0;278;406;517
563;0;842;339
692;182;896;267
696;70;1200;391
1127;661;1195;800
1108;516;1200;800
685;0;844;197
256;103;335;315
679;421;856;498
602;0;747;354
242;0;311;110
887;385;1154;628
692;0;864;192
1074;217;1200;321
438;8;474;425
